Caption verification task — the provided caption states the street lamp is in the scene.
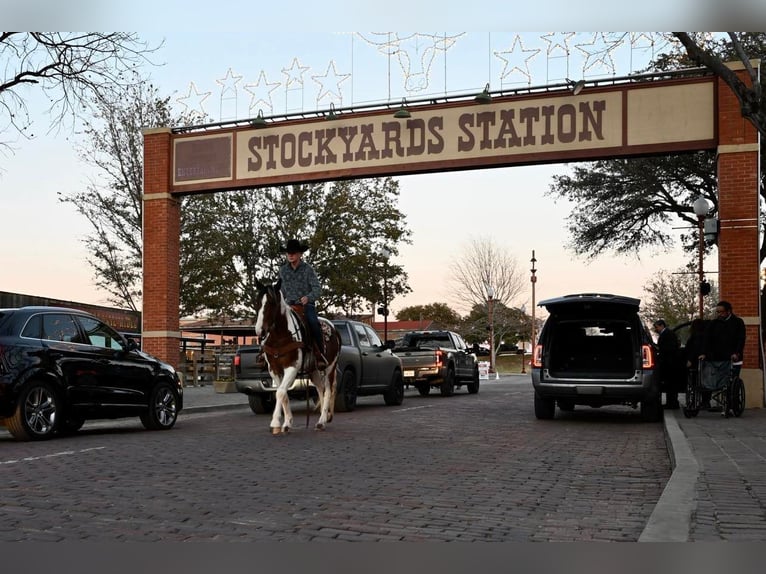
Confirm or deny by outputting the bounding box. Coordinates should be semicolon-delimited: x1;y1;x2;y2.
693;196;711;319
519;304;527;374
530;251;537;366
377;247;391;342
485;284;495;375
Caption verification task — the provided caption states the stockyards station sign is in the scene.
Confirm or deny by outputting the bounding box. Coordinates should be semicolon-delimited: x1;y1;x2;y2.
170;76;716;193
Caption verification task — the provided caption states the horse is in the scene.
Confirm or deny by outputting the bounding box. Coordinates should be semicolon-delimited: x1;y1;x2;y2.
253;279;341;434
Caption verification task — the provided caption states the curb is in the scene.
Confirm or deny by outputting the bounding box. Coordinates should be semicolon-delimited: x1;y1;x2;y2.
638;411;698;542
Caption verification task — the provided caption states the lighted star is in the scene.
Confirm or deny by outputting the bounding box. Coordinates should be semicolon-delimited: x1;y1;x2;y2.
494;34;541;85
311;60;350;104
244;70;281;114
541;32;576;57
282;58;310;89
574;33;620;76
176;82;212;114
216;68;243;95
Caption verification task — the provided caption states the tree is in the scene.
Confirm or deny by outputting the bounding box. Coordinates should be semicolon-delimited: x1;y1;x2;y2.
0;32;158;154
396;303;462;330
448;236;525;313
60;77;201;311
640;267;720;329
548;34;766;340
449;237;526;361
181;178;412;319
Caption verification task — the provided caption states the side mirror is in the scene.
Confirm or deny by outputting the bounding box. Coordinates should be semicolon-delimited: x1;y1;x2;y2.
125;338;139;352
385;340;396;350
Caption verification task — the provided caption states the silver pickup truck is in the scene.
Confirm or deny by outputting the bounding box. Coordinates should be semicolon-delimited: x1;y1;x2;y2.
393;330;480;396
234;318;404;414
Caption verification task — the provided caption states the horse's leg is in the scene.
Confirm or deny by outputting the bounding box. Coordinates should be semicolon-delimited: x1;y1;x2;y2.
327;367;337;423
312;371;331;430
278;366;298;433
269;374;286;434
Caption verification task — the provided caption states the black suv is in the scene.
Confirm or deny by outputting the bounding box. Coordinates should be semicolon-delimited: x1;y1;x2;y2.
531;293;661;422
0;306;183;440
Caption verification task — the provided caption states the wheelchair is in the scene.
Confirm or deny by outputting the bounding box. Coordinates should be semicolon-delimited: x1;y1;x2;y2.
683;359;745;418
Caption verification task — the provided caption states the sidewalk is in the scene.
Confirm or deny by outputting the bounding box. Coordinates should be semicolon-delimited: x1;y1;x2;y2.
180;380;766;541
640;406;766;541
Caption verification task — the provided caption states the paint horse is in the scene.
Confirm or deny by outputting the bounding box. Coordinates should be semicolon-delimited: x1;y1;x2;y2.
254;279;341;434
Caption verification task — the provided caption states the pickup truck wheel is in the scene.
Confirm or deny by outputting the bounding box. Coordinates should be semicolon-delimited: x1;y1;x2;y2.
248;393;276;415
416;383;430;396
334;369;357;413
466;366;480;394
534;392;556;419
440;368;455;397
383;370;404;406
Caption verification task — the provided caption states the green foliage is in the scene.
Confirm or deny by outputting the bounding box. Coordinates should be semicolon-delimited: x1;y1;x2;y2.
396;303;462;330
640;267;720;328
180;178;412;318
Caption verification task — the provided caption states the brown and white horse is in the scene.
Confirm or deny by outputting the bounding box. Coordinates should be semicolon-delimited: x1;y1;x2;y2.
254;279;341;434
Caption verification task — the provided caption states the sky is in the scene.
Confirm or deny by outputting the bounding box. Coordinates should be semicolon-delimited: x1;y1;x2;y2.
1;12;763;321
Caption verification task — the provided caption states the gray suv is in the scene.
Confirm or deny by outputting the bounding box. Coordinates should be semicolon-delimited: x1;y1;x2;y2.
531;293;661;422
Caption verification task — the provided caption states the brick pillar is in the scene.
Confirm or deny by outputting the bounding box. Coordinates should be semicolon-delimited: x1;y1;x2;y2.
716;62;763;407
142;127;181;368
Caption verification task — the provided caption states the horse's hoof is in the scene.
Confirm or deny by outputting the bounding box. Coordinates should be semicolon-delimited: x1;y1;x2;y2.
315;422;326;431
282;426;290;434
271;427;281;435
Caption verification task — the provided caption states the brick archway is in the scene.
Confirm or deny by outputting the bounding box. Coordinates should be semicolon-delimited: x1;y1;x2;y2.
143;63;762;407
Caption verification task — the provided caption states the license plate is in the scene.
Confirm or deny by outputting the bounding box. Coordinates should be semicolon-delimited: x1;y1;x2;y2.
404;370;415;378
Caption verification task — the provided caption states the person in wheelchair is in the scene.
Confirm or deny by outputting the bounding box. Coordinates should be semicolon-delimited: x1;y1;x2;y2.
699;300;746;411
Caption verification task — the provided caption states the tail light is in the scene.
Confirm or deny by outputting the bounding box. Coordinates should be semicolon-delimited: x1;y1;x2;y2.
532;344;543;368
642;344;654;369
233;354;241;374
435;350;443;368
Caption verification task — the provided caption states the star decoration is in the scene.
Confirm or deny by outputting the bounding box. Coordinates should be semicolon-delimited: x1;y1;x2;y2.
495;34;541;85
541;32;576;57
282;58;310;89
574;33;620;76
216;68;243;95
244;70;281;114
176;82;211;115
311;60;350;104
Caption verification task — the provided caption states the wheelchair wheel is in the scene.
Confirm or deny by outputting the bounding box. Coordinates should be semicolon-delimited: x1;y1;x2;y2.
683;371;700;418
728;378;746;417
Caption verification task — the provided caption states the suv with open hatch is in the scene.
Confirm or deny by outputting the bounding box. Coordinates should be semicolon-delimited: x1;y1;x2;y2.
531;293;660;422
0;306;183;441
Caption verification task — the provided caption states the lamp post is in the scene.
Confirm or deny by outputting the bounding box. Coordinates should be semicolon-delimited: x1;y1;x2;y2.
377;247;391;342
530;251;537;365
520;304;527;374
693;196;711;319
486;284;495;374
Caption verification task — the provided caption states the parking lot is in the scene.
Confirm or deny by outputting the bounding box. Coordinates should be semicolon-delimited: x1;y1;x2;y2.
0;376;670;541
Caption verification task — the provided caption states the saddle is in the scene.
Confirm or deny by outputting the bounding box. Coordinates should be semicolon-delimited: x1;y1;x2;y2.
290;304;327;370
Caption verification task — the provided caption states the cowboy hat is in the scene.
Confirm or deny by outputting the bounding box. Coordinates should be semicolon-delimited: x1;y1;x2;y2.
281;239;309;253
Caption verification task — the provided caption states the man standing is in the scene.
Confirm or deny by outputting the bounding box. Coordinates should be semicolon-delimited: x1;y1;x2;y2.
653;319;681;409
701;300;746;377
278;239;325;367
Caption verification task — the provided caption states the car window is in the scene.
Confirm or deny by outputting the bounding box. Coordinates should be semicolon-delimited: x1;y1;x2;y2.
364;325;382;347
336;323;352;346
353;323;371;348
453;334;467;350
20;314;43;339
41;313;82;343
76;316;125;351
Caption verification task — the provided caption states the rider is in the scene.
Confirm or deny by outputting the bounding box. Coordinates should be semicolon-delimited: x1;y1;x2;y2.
278;239;325;367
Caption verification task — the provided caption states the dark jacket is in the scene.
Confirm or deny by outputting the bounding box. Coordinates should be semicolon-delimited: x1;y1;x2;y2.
703;313;746;362
656;327;682;389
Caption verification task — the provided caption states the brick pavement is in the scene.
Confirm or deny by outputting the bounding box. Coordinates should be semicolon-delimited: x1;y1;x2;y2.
182;380;766;542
